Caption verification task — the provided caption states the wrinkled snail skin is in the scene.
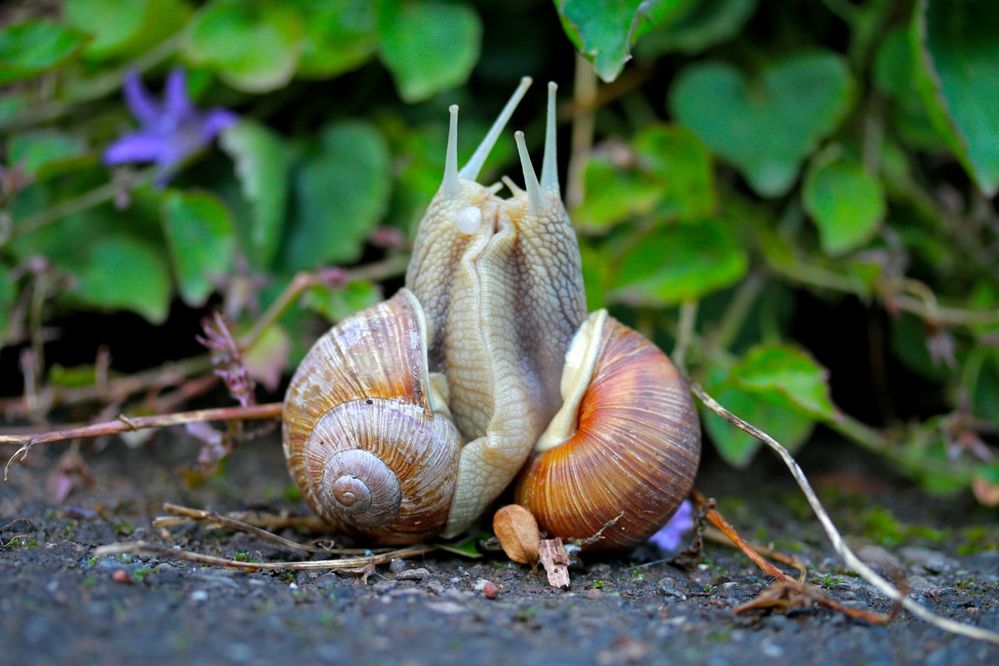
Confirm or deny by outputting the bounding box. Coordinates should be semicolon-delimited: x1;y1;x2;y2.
405;80;587;536
282;77;701;548
514;311;701;551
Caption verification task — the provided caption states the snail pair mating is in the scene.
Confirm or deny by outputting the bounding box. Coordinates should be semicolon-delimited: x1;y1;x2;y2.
282;78;701;551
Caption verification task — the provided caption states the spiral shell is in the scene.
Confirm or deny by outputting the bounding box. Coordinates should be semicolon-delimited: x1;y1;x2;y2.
282;290;461;545
513;311;701;551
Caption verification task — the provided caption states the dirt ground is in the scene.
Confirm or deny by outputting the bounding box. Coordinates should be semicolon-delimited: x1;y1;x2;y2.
1;430;997;665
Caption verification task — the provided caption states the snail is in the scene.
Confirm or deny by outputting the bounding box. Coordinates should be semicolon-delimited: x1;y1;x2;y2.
282;78;700;549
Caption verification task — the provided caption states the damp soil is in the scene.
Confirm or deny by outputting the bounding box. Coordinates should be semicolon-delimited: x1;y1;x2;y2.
1;432;997;665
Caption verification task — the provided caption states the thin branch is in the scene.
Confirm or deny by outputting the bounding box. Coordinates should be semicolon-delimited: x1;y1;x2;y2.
93;541;434;572
157;503;331;555
672;300;698;374
240;255;408;352
566;53;597;211
2;403;283;480
691;382;999;645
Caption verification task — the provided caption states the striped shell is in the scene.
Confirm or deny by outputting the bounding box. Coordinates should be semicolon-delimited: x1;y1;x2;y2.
282;290;461;545
513;311;701;551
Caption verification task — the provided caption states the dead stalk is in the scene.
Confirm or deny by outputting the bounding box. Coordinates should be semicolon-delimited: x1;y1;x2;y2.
692;382;999;645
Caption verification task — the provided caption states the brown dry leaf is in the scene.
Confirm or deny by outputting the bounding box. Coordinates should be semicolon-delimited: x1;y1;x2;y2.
493;504;540;564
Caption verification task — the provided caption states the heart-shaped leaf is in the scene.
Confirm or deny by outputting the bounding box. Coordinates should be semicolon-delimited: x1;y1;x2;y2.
555;0;678;82
803;154;885;256
913;0;999;196
378;0;481;102
162;191;235;307
669;52;854;197
732;344;837;420
183;0;302;93
65;0;189;61
293;0;378;78
0;20;86;83
703;382;814;467
280;121;390;270
76;237;172;324
609;217;747;305
7;131;89;180
219;120;292;269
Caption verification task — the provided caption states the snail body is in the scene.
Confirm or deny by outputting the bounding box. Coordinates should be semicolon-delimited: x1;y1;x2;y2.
283;79;700;548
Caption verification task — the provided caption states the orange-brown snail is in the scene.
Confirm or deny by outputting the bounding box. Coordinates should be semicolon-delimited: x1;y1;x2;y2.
283;78;700;549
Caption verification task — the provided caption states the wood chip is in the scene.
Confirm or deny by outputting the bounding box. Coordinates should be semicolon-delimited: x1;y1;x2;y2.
539;538;570;589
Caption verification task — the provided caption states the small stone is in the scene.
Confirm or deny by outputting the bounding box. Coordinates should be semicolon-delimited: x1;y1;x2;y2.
657;577;684;599
389;559;408;574
899;546;957;574
111;569;132;585
190;589;208;602
395;567;431;581
482;581;499;600
425;601;465;615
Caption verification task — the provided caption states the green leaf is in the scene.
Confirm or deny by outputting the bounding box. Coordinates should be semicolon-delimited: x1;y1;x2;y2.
292;0;378;78
378;0;481;102
304;281;382;323
873;28;941;149
281;121;391;270
555;0;673;82
669;52;854;197
732;344;837;420
576;124;714;230
162;191;235;307
64;0;189;60
219;121;291;268
7;131;89;180
702;382;814;467
803;154;885;256
610;218;747;306
579;242;608;310
76;237;171;324
637;0;756;56
913;0;999;195
575;157;663;231
634;124;716;220
0;20;86;83
183;0;302;93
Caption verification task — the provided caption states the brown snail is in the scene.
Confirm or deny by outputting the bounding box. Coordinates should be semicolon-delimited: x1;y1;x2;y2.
283;78;700;549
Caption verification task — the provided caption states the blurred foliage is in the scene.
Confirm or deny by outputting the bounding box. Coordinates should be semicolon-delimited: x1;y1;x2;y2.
1;0;997;503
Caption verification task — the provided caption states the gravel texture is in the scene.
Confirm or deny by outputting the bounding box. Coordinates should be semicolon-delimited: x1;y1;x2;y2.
1;432;997;665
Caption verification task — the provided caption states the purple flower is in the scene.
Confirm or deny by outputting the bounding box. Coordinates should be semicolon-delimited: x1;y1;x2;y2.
648;500;694;552
104;68;237;184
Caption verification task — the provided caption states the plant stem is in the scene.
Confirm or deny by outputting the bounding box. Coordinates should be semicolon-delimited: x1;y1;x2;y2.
239;255;409;351
691;382;999;645
1;402;282;449
672;300;698;374
566;54;597;211
707;271;765;353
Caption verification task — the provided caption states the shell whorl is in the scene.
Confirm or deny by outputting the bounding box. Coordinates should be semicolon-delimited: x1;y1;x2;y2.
514;312;701;551
282;290;461;544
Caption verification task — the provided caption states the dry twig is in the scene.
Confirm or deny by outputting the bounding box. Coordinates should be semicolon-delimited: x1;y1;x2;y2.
692;382;999;645
93;541;434;573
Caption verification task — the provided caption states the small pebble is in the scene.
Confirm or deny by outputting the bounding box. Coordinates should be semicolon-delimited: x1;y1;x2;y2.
396;567;431;581
190;590;208;602
482;581;499;600
389;559;408;574
111;569;132;585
